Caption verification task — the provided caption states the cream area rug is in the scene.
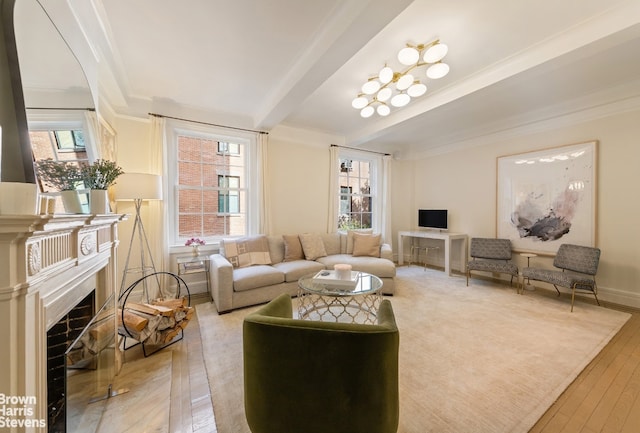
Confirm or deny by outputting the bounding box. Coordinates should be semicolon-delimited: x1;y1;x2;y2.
196;266;630;433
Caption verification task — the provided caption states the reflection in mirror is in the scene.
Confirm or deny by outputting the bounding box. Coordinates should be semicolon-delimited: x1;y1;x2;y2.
14;0;93;109
14;0;97;212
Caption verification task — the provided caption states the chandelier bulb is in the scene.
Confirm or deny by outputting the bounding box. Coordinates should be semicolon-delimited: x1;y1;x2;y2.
407;82;427;97
426;62;450;79
379;66;394;84
362;79;381;95
396;74;414;91
376;105;390;116
423;43;448;63
390;93;411;108
360;106;375;118
398;46;419;66
352;96;368;109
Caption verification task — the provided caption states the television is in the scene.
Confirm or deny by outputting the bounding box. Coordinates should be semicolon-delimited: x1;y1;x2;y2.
418;209;448;230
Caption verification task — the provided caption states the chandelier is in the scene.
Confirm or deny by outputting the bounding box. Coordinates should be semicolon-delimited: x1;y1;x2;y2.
351;40;450;118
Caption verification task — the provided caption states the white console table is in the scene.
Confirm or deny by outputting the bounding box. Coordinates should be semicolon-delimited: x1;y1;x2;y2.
398;231;468;276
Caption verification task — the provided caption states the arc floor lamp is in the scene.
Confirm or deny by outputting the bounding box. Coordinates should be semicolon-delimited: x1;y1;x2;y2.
114;172;163;300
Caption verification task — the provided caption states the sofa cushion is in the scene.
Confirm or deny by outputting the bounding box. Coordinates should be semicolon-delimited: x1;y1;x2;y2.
316;254;396;278
320;233;341;256
345;229;374;254
283;235;304;262
267;236;285;264
223;235;272;268
352;233;381;257
233;265;285;292
299;233;327;260
272;260;325;282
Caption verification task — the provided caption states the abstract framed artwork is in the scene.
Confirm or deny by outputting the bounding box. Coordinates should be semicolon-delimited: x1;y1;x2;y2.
496;140;597;254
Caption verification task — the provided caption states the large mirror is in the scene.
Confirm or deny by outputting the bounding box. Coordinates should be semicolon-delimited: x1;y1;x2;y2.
14;0;93;110
13;0;96;212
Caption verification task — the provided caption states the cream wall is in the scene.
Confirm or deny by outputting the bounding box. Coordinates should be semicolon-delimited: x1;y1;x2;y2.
267;138;330;235
399;108;640;308
108;109;639;306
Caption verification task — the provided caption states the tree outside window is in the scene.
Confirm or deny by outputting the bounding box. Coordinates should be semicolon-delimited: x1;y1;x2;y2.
338;157;373;230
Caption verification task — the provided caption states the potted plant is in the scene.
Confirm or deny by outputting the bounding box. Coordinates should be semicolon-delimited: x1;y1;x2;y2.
35;159;84;213
81;159;124;214
185;237;206;256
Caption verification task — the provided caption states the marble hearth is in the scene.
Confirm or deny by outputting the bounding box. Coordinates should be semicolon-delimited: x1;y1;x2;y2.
0;214;124;432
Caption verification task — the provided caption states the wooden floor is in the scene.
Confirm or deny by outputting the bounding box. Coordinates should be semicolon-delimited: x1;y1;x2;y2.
110;291;640;433
530;295;640;433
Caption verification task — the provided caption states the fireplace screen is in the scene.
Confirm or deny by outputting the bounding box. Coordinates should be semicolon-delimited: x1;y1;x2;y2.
64;292;121;432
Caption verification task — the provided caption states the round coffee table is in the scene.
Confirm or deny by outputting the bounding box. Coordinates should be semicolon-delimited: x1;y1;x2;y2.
297;271;383;324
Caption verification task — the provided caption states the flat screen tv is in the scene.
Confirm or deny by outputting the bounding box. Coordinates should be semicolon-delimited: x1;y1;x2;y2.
418;209;448;230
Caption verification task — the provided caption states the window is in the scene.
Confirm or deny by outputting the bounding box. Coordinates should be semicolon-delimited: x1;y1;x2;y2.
218;175;240;213
337;154;377;231
168;123;257;246
28;113;96;213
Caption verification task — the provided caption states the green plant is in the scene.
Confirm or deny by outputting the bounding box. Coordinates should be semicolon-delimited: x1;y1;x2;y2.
35;158;82;191
82;159;124;189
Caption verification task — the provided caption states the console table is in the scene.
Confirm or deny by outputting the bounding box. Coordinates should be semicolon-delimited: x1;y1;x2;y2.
398;231;468;276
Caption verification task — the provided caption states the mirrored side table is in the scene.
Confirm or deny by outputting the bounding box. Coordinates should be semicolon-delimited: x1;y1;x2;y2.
176;254;212;300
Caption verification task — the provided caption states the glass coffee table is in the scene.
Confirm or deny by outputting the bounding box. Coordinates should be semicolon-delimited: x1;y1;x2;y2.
297;271;383;324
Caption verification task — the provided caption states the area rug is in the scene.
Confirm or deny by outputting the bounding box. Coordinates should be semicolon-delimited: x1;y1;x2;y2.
196;266;630;433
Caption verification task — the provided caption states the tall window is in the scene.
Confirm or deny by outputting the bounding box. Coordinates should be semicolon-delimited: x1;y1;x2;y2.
337;154;376;230
170;124;255;245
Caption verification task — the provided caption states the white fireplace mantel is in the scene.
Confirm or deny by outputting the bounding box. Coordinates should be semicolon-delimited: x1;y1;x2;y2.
0;214;125;432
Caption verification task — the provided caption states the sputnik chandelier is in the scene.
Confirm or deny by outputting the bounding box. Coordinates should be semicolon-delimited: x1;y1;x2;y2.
351;39;450;118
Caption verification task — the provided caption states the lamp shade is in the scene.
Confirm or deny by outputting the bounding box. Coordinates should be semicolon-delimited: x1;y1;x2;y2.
114;173;163;201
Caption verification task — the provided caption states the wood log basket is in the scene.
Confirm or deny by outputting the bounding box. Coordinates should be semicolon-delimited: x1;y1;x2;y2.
118;272;192;357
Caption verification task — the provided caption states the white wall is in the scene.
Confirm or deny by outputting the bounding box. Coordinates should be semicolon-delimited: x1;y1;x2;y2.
399;108;640;307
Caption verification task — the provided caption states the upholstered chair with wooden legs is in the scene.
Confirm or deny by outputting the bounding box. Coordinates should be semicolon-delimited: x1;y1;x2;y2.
243;293;399;433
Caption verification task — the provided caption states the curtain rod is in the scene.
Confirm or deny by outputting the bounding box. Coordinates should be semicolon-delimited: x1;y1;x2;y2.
149;112;268;135
331;144;390;156
26;107;95;111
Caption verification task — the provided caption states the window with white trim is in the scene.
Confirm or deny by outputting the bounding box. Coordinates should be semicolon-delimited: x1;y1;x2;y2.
337;151;380;231
168;123;257;246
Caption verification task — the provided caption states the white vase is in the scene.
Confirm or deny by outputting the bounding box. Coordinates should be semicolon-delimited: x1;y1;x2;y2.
192;245;200;256
0;182;39;215
90;189;111;214
60;190;84;214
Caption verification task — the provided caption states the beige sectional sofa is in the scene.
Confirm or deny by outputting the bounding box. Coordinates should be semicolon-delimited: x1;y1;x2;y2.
209;232;396;313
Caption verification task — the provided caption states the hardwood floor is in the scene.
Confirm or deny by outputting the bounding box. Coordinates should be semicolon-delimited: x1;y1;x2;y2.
108;291;640;433
531;296;640;433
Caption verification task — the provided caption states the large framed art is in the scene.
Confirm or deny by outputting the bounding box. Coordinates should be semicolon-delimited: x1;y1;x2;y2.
496;140;597;254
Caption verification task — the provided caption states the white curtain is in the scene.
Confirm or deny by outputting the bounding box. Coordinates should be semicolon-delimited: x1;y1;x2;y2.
381;154;393;245
149;115;167;271
327;145;339;233
257;133;271;234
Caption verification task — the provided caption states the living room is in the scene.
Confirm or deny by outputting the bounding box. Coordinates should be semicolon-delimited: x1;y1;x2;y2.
2;0;640;432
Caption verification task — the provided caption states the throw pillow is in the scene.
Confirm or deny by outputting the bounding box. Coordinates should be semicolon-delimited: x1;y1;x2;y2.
346;229;374;254
223;235;272;268
352;232;381;257
283;235;304;262
298;233;327;260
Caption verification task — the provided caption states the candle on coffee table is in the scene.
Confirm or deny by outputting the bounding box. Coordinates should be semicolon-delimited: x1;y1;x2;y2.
334;264;352;280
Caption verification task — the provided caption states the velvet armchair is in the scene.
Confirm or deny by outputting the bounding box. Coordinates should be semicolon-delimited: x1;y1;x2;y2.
243;293;399;433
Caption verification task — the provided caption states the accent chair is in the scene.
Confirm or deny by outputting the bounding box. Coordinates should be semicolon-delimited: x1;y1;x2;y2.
521;243;601;312
466;237;519;288
243;293;399;433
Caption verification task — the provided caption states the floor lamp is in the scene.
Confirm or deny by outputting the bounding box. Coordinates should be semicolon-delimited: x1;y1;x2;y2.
114;173;163;301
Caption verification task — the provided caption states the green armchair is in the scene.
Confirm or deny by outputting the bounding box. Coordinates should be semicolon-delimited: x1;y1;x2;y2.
243;293;399;433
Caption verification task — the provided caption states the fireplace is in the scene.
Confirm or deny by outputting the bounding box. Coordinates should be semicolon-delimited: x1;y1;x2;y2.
47;290;95;433
0;214;124;433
